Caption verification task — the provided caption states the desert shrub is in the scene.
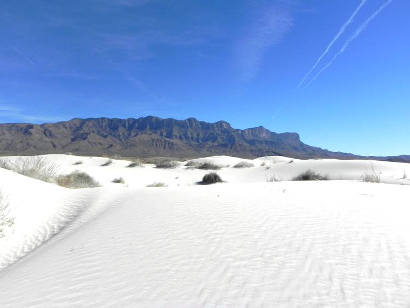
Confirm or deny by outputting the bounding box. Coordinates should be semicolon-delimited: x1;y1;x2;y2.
199;172;223;185
0;193;14;238
146;182;167;187
233;161;254;168
293;170;328;181
73;161;83;165
127;160;143;168
112;177;125;184
196;162;221;170
141;158;157;164
101;159;113;167
0;159;11;170
362;173;380;183
1;157;58;183
57;171;100;189
155;160;178;169
144;157;180;164
185;160;199;167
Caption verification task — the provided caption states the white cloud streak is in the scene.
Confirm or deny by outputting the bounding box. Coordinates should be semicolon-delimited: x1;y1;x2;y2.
303;0;393;88
236;6;293;82
298;0;367;88
0;105;62;124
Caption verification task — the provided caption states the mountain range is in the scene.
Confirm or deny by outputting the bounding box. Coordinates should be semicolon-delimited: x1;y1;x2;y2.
0;116;408;162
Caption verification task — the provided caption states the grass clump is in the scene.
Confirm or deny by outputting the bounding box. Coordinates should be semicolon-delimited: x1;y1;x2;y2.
0;193;14;239
362;164;381;183
233;161;254;168
293;170;328;181
0;157;57;183
57;171;100;189
266;174;281;182
155;160;178;169
112;177;125;184
101;159;113;167
198;172;223;185
362;173;380;183
146;182;167;187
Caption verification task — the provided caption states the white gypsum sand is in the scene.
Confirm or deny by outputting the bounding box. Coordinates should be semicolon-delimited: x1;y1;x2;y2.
0;154;410;307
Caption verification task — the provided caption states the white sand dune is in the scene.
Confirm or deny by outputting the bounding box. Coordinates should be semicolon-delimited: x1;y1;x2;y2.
1;154;410;307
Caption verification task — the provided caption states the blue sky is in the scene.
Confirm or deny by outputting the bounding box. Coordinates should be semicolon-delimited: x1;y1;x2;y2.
0;0;409;156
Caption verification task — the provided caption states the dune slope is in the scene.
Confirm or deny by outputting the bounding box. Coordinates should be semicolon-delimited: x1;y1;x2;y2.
1;181;410;307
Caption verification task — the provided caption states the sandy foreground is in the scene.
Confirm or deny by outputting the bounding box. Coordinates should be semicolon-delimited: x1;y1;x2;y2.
0;154;410;307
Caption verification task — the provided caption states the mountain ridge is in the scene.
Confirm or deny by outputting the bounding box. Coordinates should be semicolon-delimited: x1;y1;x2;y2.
0;116;407;162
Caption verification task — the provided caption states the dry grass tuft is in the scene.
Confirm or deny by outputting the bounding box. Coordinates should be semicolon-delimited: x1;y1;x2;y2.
0;157;58;183
362;174;380;183
0;193;14;238
146;182;167;187
362;164;381;183
57;171;100;189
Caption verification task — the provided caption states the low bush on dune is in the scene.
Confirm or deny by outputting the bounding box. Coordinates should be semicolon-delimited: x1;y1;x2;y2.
126;160;143;168
233;161;254;168
101;159;113;167
0;157;57;183
112;177;125;184
198;172;223;185
0;159;10;170
293;170;328;181
185;160;222;170
146;182;167;187
57;171;100;189
155;160;178;169
185;160;199;167
143;157;180;164
0;193;14;239
196;162;221;170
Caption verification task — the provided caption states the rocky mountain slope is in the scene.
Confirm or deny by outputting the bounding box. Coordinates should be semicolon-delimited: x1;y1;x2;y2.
0;116;406;161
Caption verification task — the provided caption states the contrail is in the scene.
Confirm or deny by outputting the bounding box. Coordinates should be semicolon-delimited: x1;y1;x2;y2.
303;0;393;88
298;0;367;88
11;46;36;65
